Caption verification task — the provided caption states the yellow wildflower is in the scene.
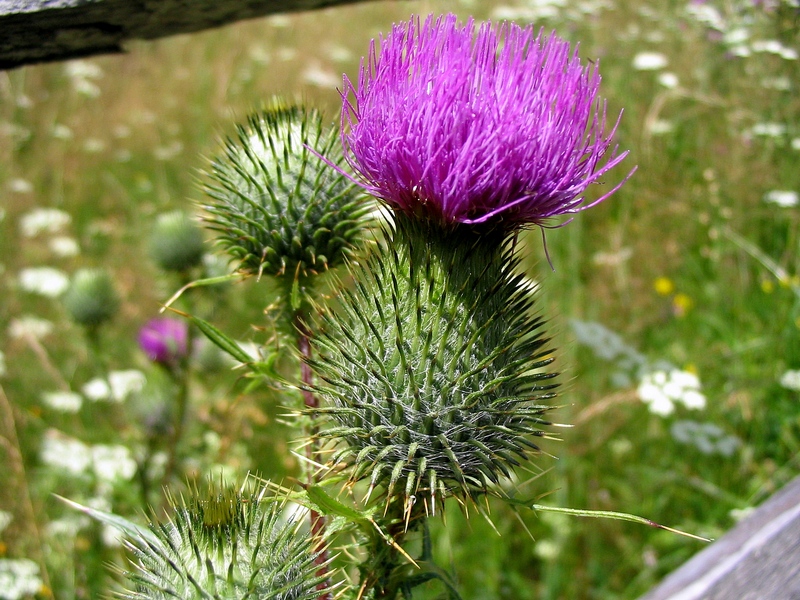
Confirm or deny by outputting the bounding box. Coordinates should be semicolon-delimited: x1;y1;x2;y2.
654;277;674;296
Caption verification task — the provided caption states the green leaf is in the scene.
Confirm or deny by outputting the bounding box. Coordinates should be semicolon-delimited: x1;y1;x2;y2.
184;312;253;364
520;502;712;543
305;485;371;522
56;495;161;547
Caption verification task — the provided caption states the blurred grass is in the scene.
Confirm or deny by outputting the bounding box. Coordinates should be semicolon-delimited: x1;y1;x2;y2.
1;0;799;598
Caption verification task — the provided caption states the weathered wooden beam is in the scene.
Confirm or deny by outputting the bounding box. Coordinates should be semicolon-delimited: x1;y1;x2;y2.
638;475;800;600
0;0;380;71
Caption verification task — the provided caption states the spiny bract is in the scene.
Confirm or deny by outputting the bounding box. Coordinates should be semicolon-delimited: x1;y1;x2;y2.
202;102;369;279
310;215;558;511
117;483;329;600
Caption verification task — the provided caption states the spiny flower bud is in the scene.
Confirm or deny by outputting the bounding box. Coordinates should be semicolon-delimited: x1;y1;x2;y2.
201;102;369;279
310;215;558;512
118;481;330;599
62;268;119;328
149;210;205;273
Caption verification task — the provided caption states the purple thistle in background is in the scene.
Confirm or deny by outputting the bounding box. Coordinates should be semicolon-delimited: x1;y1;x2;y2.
341;14;635;228
138;318;189;367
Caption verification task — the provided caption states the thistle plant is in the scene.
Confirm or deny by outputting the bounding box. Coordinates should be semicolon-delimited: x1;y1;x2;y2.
310;17;633;519
86;13;656;600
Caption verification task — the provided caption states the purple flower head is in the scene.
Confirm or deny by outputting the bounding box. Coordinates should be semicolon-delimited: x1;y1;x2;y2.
341;14;634;227
138;318;189;366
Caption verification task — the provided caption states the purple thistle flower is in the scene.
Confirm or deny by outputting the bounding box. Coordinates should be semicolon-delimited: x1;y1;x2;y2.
138;318;189;366
341;14;635;227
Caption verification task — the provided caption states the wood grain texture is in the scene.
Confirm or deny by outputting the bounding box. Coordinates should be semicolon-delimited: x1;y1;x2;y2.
0;0;378;70
638;475;800;600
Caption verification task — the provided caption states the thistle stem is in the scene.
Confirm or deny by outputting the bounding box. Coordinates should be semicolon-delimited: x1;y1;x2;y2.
162;274;195;497
295;315;332;600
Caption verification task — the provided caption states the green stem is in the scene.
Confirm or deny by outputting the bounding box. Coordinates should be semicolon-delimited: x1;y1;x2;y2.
294;312;332;600
161;271;196;495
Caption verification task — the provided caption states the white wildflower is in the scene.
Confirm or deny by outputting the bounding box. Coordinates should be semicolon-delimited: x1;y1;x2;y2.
49;236;80;257
751;122;786;137
8;316;54;340
724;28;750;46
52;124;74;140
8;178;33;194
657;72;679;89
41;390;83;413
0;558;43;600
0;510;12;533
40;430;92;475
780;369;800;391
633;51;668;70
648;119;674;135
91;444;137;481
764;190;799;208
638;369;706;416
18;266;70;297
73;78;101;98
685;3;725;30
19;207;71;237
82;377;111;401
83;370;145;403
64;59;103;80
109;370;145;401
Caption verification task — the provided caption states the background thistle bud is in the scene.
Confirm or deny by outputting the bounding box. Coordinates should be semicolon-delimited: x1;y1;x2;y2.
62;268;119;328
138;317;189;367
149;210;205;273
118;481;330;599
310;215;559;511
201;102;369;279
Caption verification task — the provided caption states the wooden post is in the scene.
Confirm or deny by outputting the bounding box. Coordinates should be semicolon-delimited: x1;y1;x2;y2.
0;0;380;70
638;475;800;600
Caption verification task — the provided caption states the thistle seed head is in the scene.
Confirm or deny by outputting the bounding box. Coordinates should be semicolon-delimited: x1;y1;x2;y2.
117;481;329;599
202;102;370;279
310;215;558;512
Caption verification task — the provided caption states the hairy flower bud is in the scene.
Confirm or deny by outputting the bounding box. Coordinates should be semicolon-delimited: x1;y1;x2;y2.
62;268;119;328
118;482;330;599
149;210;205;273
202;102;369;279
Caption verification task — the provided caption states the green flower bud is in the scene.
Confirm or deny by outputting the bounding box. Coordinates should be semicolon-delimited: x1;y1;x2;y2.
118;481;331;599
201;101;369;279
310;214;558;511
62;268;119;328
149;210;205;272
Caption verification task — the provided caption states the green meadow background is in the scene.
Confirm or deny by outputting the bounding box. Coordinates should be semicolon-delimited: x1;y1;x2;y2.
1;0;799;598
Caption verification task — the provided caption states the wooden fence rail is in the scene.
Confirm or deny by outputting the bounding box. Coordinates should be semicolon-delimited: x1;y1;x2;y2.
0;0;378;70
